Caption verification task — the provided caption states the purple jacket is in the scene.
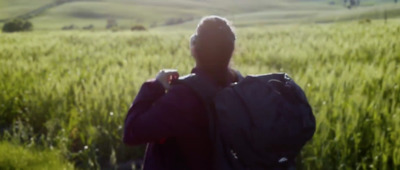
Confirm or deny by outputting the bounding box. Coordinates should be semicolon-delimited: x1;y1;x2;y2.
123;68;238;170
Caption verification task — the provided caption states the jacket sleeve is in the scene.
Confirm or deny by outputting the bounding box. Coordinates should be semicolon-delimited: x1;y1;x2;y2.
123;80;204;146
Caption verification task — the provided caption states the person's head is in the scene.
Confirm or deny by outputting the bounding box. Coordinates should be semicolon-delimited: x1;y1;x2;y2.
190;16;235;72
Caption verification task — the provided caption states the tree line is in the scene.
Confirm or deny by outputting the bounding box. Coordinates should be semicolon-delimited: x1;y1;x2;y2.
343;0;398;9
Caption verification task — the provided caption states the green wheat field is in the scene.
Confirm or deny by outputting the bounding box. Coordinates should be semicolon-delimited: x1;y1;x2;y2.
1;0;400;169
1;22;399;170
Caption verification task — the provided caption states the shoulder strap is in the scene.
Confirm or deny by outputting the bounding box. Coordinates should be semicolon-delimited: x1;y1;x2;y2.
175;74;218;104
173;74;219;141
173;71;248;170
172;70;244;142
173;70;244;105
233;70;244;82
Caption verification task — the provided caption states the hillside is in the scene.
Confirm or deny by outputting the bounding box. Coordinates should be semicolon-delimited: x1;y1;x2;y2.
0;0;399;30
27;0;333;30
0;0;52;19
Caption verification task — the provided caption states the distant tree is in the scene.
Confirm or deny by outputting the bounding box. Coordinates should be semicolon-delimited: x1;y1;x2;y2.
164;17;193;26
349;0;356;6
346;0;360;9
358;18;371;24
106;19;118;29
395;0;398;3
2;19;33;32
83;24;94;30
62;24;74;30
384;10;388;24
131;25;146;31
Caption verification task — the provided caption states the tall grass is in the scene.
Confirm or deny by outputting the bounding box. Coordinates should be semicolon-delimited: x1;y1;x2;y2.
0;22;399;169
0;141;73;170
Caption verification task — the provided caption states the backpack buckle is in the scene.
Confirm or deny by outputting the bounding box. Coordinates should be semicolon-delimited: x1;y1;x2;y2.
278;157;288;164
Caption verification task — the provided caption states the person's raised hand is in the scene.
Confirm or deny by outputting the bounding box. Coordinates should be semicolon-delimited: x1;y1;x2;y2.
156;69;179;90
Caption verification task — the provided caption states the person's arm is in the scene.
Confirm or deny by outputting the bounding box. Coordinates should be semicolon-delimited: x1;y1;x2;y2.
123;74;203;146
123;79;165;130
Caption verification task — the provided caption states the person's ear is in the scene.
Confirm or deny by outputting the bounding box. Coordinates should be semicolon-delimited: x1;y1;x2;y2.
190;46;197;58
190;34;197;58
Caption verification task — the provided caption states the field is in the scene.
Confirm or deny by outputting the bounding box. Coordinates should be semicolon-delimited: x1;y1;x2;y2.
1;19;400;169
1;0;400;30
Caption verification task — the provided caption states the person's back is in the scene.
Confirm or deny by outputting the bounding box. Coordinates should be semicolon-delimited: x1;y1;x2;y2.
123;16;237;170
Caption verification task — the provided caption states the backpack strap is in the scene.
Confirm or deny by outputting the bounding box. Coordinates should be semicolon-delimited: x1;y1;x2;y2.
233;70;244;82
173;71;247;170
172;70;243;141
175;73;219;105
173;74;219;142
174;69;244;103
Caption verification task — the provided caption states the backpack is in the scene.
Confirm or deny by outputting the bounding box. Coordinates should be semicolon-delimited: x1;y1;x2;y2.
176;72;316;170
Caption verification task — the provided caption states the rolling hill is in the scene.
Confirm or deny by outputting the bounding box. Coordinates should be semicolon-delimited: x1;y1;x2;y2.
0;0;53;19
0;0;399;30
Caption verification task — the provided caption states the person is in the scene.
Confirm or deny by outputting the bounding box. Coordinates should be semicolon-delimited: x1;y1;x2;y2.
123;16;240;170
